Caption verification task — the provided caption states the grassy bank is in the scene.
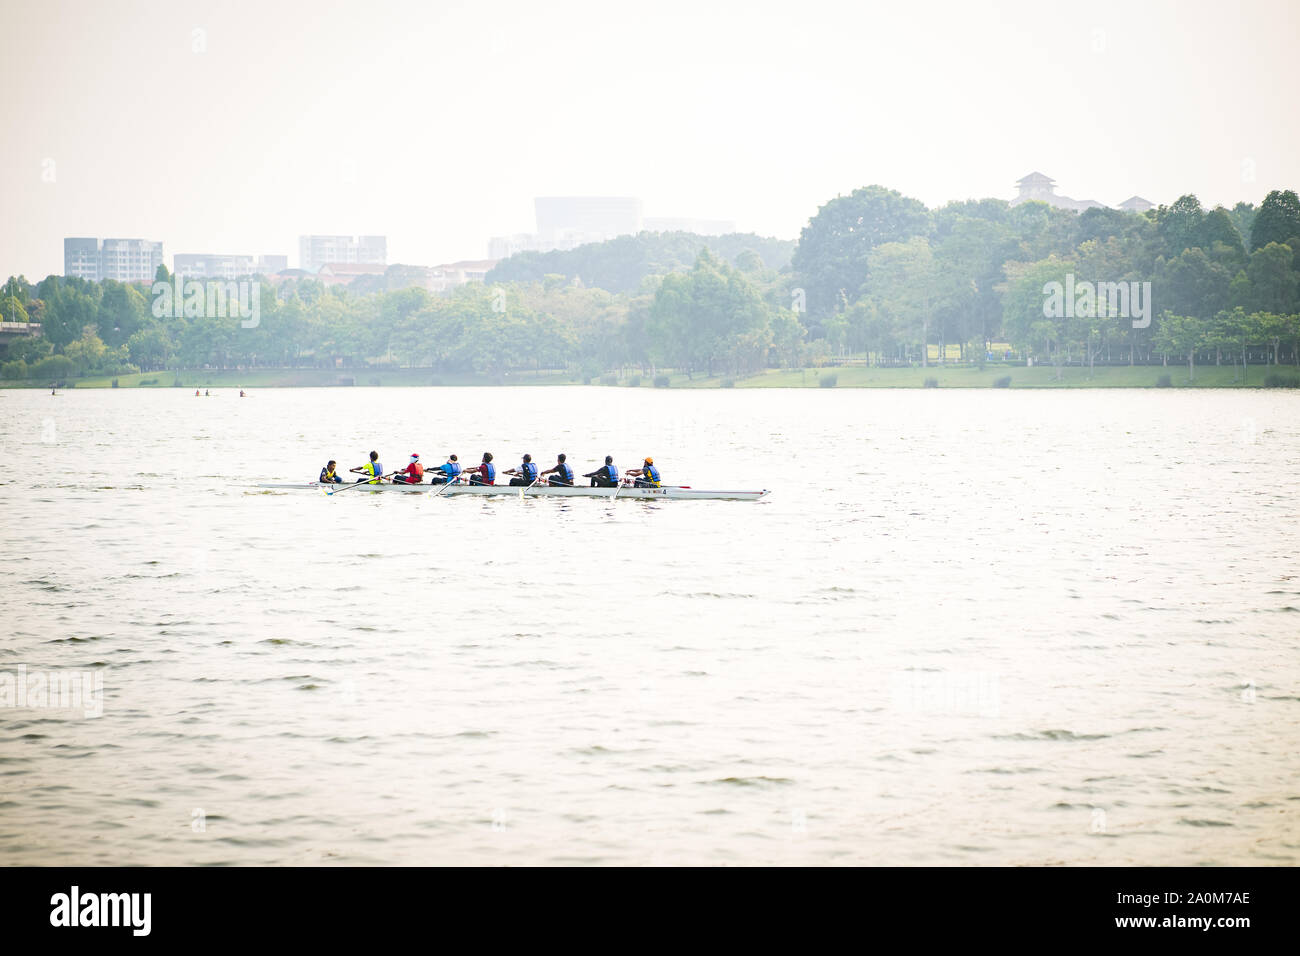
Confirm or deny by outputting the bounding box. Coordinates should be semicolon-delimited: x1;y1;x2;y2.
3;364;1299;390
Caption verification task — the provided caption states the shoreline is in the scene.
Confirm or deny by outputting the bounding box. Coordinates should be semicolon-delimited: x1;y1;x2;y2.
3;365;1299;390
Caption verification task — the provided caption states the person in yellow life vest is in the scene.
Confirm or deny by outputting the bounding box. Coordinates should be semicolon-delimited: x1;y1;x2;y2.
626;456;661;488
350;450;387;483
319;460;343;483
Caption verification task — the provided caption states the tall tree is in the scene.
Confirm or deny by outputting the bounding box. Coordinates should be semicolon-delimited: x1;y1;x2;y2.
1156;194;1205;257
1250;190;1300;251
1245;242;1299;314
791;185;930;318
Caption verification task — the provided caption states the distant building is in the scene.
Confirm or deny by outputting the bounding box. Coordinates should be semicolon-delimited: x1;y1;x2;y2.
534;197;643;245
643;217;736;235
100;239;165;282
314;262;389;287
63;238;101;281
1010;173;1106;212
174;253;288;279
488;198;741;259
487;234;548;259
429;259;498;293
64;237;164;282
299;235;387;272
1117;196;1155;213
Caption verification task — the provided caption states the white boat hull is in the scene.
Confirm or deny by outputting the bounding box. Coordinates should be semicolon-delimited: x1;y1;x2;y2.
255;482;768;501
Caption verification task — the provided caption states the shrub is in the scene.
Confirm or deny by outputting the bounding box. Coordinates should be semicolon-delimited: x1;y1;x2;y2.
720;378;735;388
1;359;27;380
818;373;837;388
111;378;119;388
599;373;618;386
653;374;670;388
923;377;939;388
1156;374;1172;388
139;378;158;386
627;376;641;388
992;375;1012;388
32;355;74;382
1263;373;1300;388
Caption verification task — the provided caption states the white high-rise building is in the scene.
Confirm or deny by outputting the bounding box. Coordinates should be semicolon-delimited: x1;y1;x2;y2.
64;237;164;282
299;235;387;272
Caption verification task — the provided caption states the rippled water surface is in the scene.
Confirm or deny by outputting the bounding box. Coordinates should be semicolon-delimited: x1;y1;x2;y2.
2;385;1298;865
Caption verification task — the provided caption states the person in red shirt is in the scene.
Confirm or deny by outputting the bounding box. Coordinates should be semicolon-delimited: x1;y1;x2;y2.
393;453;425;484
468;452;496;485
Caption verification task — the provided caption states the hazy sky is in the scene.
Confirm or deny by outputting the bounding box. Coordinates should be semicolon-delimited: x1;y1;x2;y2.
3;0;1297;278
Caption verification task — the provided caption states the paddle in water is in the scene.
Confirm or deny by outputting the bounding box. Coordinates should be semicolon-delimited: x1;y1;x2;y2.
327;471;398;496
427;476;459;501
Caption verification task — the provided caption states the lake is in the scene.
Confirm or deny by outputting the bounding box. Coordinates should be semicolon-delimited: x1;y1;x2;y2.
1;385;1297;865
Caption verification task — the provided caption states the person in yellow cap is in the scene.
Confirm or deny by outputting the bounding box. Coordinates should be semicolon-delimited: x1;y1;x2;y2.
626;456;661;488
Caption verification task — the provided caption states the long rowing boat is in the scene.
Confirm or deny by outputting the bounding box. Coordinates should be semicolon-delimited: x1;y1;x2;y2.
255;482;769;501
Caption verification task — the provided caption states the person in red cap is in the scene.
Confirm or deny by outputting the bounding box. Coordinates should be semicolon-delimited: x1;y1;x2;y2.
392;453;425;484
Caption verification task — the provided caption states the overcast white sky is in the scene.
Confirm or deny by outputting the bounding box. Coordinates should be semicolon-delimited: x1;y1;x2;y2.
2;0;1297;278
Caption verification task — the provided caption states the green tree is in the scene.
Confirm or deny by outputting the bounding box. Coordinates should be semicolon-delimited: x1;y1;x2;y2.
127;325;176;371
6;335;51;363
791;185;931;317
647;250;774;376
1155;194;1205;257
1152;312;1208;380
63;326;109;375
95;281;148;347
1001;257;1072;379
1245;242;1298;313
0;294;30;324
1250;190;1300;251
1196;207;1245;262
1157;248;1231;319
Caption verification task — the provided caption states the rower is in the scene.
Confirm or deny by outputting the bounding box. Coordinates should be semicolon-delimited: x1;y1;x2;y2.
350;450;386;483
239;390;246;397
584;456;619;488
319;460;344;484
539;453;573;486
393;452;424;484
504;453;539;487
468;452;495;485
626;456;661;488
430;454;461;485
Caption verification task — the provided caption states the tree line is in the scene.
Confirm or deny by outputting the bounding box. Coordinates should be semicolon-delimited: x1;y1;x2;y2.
2;189;1299;383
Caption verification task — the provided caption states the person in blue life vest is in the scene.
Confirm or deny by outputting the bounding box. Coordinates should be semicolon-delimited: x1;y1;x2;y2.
319;460;344;483
429;454;462;485
584;456;619;488
539;453;574;486
504;453;539;487
625;456;661;488
468;452;496;485
350;450;386;483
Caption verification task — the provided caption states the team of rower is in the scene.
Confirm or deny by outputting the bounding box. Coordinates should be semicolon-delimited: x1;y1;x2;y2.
319;452;662;488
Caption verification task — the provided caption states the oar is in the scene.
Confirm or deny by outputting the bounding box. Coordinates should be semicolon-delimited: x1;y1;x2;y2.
427;475;460;500
520;475;540;499
326;471;398;496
